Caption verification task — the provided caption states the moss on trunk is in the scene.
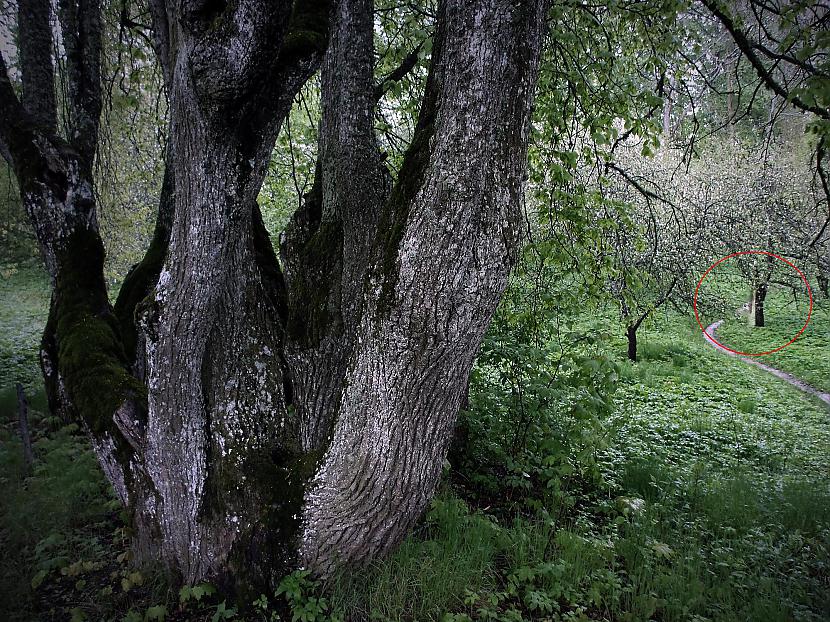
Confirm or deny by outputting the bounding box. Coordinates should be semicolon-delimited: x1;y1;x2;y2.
54;228;146;435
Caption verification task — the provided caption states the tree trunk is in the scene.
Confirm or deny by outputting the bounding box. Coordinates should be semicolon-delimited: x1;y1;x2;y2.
662;74;674;141
16;383;35;473
727;63;735;140
6;0;546;589
128;1;330;588
297;0;544;573
627;323;638;362
752;283;767;327
818;273;828;298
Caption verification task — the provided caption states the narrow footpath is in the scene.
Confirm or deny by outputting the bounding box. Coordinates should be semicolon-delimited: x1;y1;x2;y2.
704;320;830;407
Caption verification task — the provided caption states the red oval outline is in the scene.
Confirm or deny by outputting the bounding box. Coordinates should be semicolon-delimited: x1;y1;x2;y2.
693;251;813;357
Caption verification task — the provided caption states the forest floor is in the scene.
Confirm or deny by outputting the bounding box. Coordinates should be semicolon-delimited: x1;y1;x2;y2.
1;263;829;622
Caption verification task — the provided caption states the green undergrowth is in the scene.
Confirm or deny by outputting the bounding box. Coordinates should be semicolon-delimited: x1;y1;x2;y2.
281;312;830;621
716;286;830;393
0;409;164;620
0;260;50;418
1;266;829;621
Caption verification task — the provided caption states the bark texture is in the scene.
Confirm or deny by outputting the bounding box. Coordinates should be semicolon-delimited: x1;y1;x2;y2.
6;0;547;589
281;0;389;451
627;324;638;362
296;0;546;573
135;0;330;585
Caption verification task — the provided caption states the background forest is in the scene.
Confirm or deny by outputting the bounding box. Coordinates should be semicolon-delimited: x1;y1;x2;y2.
1;0;829;621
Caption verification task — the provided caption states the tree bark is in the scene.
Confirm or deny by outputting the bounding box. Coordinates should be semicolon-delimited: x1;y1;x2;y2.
6;0;547;590
752;283;767;327
138;0;544;582
297;0;545;574
627;323;638;362
281;0;389;451
18;0;56;133
1;0;156;565
132;0;330;587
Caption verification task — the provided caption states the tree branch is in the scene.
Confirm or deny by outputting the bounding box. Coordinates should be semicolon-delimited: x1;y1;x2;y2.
0;52;41;175
699;0;829;120
374;41;423;101
18;0;57;133
810;137;830;247
57;0;104;167
145;0;173;87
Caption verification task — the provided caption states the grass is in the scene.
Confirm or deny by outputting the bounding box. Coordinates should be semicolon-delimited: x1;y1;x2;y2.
308;311;830;621
0;260;50;418
716;285;830;393
1;266;829;621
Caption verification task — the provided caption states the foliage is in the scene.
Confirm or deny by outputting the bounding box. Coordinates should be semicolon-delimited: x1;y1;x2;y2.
0;260;50;408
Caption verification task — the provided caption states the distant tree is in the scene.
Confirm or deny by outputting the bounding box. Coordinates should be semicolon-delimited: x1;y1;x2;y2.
603;150;716;361
698;0;830;248
705;139;823;325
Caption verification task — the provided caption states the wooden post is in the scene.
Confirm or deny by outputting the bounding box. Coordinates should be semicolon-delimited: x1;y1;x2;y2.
16;383;34;473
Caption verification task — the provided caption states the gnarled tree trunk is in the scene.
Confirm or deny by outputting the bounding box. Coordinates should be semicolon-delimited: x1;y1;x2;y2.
299;0;544;572
5;0;546;590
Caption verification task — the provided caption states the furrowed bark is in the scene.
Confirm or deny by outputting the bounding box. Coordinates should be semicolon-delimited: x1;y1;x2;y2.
299;0;546;574
57;0;103;170
138;0;330;586
282;0;390;451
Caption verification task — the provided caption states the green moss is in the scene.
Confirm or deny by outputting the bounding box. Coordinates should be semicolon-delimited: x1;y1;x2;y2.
40;300;62;416
54;228;146;437
202;442;324;596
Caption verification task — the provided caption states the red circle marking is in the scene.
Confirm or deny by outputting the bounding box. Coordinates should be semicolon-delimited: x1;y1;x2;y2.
693;251;813;357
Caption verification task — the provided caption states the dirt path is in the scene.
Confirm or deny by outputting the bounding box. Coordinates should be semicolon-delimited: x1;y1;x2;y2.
704;320;830;407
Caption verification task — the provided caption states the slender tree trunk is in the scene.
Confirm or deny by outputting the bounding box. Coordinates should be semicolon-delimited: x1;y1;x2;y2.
627;323;638;362
753;283;767;327
16;383;34;472
662;74;674;141
727;65;736;140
